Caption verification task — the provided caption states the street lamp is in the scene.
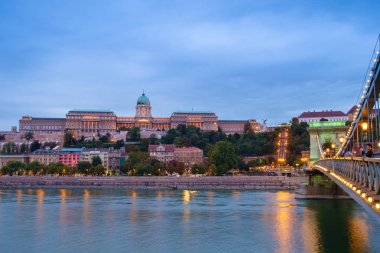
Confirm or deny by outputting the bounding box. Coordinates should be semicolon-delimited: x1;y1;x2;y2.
362;122;368;131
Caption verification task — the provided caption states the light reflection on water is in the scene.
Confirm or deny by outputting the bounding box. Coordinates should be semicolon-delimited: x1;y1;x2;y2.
0;189;379;253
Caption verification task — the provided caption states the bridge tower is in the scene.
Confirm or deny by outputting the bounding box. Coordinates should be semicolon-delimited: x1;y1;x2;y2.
308;121;348;160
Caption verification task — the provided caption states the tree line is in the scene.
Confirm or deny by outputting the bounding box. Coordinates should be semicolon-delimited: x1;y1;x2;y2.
0;156;108;176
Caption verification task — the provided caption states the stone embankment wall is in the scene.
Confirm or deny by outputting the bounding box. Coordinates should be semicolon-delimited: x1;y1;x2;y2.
0;176;306;190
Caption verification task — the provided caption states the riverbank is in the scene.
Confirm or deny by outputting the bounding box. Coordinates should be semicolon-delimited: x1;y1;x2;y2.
0;176;307;190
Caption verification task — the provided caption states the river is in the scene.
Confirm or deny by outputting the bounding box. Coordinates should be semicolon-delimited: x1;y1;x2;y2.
0;188;379;253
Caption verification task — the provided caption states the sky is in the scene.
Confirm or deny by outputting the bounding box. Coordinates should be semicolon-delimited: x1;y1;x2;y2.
0;0;379;130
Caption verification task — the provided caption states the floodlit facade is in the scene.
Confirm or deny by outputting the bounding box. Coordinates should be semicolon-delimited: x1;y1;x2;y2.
11;93;266;143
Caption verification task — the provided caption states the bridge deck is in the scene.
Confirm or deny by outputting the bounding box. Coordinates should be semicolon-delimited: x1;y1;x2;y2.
312;161;380;222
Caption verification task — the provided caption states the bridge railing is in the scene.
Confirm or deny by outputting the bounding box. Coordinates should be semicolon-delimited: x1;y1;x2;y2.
314;158;380;195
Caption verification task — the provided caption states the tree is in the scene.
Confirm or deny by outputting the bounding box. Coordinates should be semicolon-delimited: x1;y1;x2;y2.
0;134;5;141
64;132;76;147
91;156;102;167
43;142;58;150
208;141;239;175
20;143;28;153
127;127;141;141
30;140;41;152
1;142;16;154
46;162;65;175
191;164;208;175
90;164;106;176
77;161;92;175
286;120;310;166
1;161;25;175
99;133;111;143
24;132;34;141
26;161;44;175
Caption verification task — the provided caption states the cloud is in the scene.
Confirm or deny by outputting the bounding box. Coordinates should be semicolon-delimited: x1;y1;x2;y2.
0;0;379;129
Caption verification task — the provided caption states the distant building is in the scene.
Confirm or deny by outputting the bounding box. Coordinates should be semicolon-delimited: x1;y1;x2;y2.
0;155;30;168
173;147;203;166
148;144;175;164
19;116;66;133
10;93;266;144
30;149;60;165
65;110;117;138
170;111;219;131
298;110;348;123
80;148;124;170
59;148;83;167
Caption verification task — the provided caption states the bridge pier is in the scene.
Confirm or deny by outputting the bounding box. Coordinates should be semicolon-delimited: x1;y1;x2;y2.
313;159;380;222
297;171;350;199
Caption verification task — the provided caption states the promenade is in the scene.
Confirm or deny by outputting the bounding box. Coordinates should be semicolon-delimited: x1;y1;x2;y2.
0;176;306;190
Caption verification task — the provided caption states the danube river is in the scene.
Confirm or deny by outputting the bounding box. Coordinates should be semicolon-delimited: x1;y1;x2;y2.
0;189;379;253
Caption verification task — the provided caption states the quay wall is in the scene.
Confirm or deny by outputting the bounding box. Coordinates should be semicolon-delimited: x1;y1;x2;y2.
0;176;306;190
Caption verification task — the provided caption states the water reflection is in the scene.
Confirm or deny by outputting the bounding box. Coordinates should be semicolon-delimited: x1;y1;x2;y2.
348;215;370;253
0;189;378;253
83;189;90;225
301;208;320;253
274;191;295;253
305;199;372;253
16;189;22;205
59;189;68;228
182;190;197;205
35;189;45;229
129;190;138;223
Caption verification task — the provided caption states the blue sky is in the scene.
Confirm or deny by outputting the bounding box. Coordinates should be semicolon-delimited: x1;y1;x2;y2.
0;0;379;130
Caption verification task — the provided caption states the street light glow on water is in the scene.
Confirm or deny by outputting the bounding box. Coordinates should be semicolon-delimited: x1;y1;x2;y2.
0;189;379;253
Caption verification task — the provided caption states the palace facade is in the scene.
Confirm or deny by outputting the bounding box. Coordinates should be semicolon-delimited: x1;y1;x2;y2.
14;93;266;141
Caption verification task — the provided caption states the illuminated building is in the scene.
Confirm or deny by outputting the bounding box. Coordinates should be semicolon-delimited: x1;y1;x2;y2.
30;149;60;165
149;145;204;166
59;148;83;167
148;144;175;164
298;110;348;123
80;148;124;170
173;147;204;166
14;92;266;142
170;111;218;131
65;110;117;137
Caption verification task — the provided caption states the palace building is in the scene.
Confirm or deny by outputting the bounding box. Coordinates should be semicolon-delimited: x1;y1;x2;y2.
14;93;266;142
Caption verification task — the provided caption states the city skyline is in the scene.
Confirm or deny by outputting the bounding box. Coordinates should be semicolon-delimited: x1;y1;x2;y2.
1;1;380;130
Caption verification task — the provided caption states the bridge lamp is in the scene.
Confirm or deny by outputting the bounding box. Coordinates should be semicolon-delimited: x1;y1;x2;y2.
331;144;336;149
368;197;373;203
361;193;366;198
353;186;357;191
377;142;380;148
339;137;344;143
362;122;368;131
376;203;380;210
357;189;361;194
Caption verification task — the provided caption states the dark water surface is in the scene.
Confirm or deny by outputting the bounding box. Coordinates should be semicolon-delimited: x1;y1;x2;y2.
0;189;379;253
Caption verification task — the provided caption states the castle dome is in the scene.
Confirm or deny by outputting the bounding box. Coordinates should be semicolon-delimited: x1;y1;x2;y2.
137;93;150;105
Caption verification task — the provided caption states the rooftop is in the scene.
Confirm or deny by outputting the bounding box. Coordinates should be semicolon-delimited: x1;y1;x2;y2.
299;110;347;118
68;109;114;113
174;147;203;152
148;144;175;152
172;111;215;115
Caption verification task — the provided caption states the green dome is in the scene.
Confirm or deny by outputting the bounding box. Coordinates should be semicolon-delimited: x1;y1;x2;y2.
137;93;150;105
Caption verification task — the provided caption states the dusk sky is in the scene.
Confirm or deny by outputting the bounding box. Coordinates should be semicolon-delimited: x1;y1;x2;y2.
1;0;379;130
